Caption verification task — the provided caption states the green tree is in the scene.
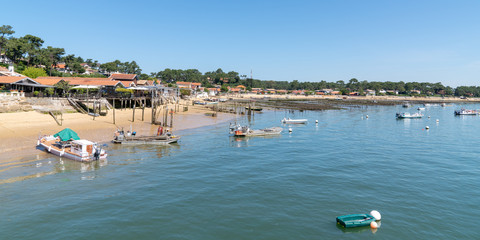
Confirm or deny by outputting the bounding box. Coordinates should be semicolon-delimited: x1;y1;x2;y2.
4;37;25;63
180;88;191;96
99;62;117;74
45;87;55;96
39;46;65;74
22;67;47;79
54;80;71;96
21;34;44;66
0;25;14;54
220;85;228;92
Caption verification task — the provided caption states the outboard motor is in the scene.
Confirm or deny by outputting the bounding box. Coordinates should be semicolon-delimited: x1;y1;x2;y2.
93;146;101;160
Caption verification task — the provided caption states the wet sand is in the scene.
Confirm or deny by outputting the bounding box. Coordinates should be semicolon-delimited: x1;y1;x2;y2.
0;104;236;161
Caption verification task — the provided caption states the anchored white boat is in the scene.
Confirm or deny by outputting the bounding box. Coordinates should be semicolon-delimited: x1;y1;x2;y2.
281;118;308;124
37;128;107;162
454;109;478;115
229;123;282;137
396;112;423;119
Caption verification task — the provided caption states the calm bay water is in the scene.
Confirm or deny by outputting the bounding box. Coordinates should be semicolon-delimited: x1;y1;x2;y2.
1;103;480;239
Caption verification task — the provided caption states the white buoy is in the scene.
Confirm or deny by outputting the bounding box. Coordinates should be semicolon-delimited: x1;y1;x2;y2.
428;116;431;118
315;120;318;123
370;221;378;229
370;210;381;220
288;128;292;132
436;119;439;122
366;115;369;118
426;126;430;129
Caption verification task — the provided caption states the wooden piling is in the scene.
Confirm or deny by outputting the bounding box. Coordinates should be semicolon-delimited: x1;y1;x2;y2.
113;99;116;124
132;100;136;122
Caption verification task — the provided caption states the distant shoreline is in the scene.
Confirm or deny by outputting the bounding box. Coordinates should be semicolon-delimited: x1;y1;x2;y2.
229;93;480;103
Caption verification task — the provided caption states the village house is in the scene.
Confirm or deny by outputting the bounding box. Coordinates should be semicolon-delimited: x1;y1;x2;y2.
236;85;246;92
176;81;202;91
0;54;13;64
0;76;51;93
35;77;125;95
0;65;22;77
319;89;333;94
266;89;276;94
207;87;220;96
291;90;304;95
410;89;421;94
250;88;262;94
229;87;242;93
136;80;156;87
53;63;68;73
276;90;288;94
365;89;376;96
110;73;138;86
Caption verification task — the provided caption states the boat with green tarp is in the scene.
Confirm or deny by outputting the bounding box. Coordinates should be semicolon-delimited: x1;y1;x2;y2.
37;128;107;162
336;214;376;228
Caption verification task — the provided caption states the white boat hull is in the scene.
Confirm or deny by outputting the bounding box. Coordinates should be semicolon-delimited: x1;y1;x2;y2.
281;118;308;124
38;137;107;162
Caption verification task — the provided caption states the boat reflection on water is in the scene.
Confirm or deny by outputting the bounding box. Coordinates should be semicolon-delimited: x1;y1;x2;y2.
229;134;281;148
108;142;180;161
0;153;109;185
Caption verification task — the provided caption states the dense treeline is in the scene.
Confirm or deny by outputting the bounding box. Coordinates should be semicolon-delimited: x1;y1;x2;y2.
0;25;140;77
1;25;479;97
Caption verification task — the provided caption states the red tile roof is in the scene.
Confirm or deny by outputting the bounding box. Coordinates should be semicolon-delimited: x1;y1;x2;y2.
36;77;123;87
0;76;29;84
110;74;136;80
54;63;66;69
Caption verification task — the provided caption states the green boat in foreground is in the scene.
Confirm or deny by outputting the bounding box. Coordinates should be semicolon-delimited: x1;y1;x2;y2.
336;214;376;228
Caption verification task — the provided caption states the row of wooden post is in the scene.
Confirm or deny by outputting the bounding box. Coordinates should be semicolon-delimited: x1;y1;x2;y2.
107;97;177;128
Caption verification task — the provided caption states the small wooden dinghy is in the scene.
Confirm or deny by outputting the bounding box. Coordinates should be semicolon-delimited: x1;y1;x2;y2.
336;214;376;228
112;128;180;145
229;123;282;137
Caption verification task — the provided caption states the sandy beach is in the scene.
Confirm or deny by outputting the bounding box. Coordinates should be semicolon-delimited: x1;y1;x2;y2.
0;104;236;160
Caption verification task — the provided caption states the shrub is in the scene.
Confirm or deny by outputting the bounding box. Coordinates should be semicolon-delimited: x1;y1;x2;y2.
22;67;47;79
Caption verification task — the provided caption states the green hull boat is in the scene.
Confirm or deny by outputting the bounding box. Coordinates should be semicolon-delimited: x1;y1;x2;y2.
336;214;376;228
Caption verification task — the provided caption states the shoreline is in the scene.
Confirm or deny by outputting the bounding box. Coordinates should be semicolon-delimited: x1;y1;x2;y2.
0;104;236;161
1;94;477;161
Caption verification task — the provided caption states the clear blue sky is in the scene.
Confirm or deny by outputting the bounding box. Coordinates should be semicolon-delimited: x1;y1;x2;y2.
3;0;480;87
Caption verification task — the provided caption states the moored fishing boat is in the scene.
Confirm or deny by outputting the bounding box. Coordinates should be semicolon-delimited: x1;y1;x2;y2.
454;109;478;115
281;118;308;124
396;112;423;119
37;128;107;162
112;127;180;145
336;214;376;228
229;123;282;137
245;106;263;111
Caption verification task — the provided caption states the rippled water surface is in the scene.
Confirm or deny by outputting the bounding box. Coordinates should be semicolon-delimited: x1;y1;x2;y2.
1;103;480;239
